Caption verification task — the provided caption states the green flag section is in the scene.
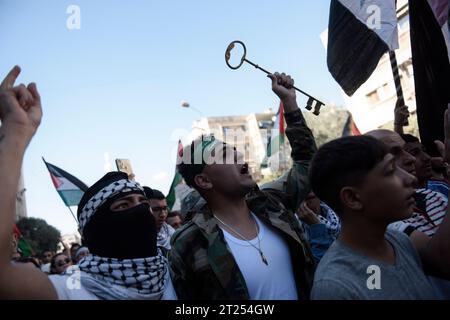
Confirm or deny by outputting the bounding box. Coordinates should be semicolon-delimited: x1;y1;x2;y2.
167;140;184;210
13;224;33;257
167;171;183;210
18;238;33;257
43;158;89;207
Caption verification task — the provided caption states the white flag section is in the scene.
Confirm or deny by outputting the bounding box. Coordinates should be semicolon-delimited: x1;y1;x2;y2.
170;183;193;211
327;0;400;96
338;0;399;50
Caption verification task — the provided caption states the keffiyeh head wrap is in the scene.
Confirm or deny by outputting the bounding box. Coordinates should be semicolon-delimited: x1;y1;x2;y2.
73;172;169;299
77;172;144;235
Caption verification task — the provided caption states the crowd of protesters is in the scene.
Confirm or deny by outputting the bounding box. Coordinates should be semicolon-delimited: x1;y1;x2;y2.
1;65;450;300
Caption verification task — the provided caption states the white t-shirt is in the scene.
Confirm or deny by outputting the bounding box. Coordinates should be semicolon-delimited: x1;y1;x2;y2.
41;263;50;273
49;269;177;300
220;213;298;300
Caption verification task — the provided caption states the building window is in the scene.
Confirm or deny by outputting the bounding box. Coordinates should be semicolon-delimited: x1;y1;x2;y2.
366;90;380;104
378;83;391;100
223;125;246;137
398;14;409;32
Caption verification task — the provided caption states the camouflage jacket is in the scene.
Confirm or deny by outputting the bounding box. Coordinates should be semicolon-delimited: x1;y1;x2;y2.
169;108;317;300
261;108;317;212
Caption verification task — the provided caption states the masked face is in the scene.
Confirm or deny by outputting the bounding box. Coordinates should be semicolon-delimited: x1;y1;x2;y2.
83;193;158;259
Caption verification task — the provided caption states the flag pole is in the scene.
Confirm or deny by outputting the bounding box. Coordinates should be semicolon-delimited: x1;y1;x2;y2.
67;206;78;224
389;50;409;126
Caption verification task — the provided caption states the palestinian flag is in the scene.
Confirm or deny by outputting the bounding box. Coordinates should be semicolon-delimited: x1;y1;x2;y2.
167;140;184;210
43;158;89;207
267;101;286;157
261;102;286;168
342;112;361;136
327;0;399;96
13;224;33;257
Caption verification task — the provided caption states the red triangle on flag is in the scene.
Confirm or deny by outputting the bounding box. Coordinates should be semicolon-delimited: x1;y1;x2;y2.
279;101;285;136
50;173;63;189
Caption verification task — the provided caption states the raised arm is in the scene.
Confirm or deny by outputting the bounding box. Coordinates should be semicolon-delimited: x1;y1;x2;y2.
418;105;450;279
263;72;317;212
393;100;409;135
0;66;57;299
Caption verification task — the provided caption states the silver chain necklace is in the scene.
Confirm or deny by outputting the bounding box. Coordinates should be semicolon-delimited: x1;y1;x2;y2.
214;214;268;266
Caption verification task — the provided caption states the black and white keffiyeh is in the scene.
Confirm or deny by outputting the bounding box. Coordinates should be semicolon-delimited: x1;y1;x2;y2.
77;249;168;300
78;179;144;234
317;203;341;240
157;223;176;251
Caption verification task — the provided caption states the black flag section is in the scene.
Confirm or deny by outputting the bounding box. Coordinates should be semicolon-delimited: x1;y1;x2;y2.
409;0;450;156
327;0;390;96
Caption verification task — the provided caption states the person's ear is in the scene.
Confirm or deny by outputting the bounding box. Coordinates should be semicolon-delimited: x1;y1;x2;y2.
340;186;363;211
194;174;213;191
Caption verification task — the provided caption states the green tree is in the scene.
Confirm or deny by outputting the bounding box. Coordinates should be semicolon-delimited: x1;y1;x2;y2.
16;217;61;254
303;105;350;147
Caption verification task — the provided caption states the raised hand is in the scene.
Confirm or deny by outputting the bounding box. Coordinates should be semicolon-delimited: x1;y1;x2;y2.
0;66;42;141
268;72;296;102
297;202;320;225
436;104;450;164
394;100;409;127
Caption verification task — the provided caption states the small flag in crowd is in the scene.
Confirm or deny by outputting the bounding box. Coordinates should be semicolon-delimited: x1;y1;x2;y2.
341;113;361;137
43;158;89;207
13;224;33;257
327;0;399;96
267;101;286;157
262;101;286;168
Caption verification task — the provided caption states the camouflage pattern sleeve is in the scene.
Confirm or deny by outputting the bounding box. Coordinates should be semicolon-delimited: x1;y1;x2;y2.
168;230;194;299
284;109;317;162
269;109;318;212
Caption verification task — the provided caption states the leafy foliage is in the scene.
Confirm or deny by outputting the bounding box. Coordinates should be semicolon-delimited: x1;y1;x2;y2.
16;217;61;254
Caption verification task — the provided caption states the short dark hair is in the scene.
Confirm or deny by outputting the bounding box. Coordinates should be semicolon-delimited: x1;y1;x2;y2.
16;257;40;269
146;188;166;200
50;253;69;274
177;140;207;189
400;134;420;144
168;211;182;219
310;136;388;215
41;249;53;257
